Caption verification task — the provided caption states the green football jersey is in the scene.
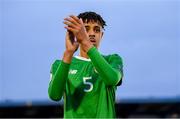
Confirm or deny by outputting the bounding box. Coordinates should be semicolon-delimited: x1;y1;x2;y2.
49;47;123;118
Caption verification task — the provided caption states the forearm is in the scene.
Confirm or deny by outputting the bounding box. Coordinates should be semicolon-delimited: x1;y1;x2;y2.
87;47;122;86
62;50;74;63
48;57;70;101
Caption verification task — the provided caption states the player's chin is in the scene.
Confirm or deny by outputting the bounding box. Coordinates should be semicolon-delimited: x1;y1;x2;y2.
92;43;98;48
90;41;98;47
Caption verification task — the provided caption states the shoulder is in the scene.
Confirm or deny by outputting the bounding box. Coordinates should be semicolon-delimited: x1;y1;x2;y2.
51;60;61;70
50;60;61;73
52;60;61;66
103;54;123;64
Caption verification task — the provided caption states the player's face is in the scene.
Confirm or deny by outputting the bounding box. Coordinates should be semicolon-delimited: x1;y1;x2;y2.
84;21;103;48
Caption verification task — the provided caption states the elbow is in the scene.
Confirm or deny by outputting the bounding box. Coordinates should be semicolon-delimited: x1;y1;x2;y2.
48;94;61;101
112;72;121;85
48;88;62;101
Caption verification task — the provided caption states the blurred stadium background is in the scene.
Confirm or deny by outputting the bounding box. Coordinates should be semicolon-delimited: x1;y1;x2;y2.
0;0;179;118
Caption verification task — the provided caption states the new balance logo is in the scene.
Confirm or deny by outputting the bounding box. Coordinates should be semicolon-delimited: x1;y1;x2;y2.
94;68;98;73
69;69;77;74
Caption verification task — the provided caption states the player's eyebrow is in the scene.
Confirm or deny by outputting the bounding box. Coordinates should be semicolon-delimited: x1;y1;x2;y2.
94;26;101;29
85;26;90;28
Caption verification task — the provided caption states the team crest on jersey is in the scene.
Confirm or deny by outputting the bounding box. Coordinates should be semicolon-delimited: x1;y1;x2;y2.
69;69;77;74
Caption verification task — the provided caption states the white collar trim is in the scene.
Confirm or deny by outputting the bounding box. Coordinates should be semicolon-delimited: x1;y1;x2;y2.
75;56;91;62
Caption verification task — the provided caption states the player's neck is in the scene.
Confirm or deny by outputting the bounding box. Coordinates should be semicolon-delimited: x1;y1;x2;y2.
79;50;89;59
79;47;89;59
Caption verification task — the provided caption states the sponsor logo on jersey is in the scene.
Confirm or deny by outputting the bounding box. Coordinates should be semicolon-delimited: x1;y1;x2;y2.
94;68;98;73
69;69;77;74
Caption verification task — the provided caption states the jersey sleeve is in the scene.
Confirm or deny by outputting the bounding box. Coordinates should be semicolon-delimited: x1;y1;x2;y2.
107;54;123;86
48;60;70;101
87;46;123;86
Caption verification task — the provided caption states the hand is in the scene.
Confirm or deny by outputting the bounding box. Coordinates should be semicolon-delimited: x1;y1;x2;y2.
63;15;89;43
65;31;79;54
62;32;79;64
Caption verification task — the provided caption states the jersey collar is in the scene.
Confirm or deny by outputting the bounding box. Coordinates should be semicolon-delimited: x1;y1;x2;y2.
74;56;91;62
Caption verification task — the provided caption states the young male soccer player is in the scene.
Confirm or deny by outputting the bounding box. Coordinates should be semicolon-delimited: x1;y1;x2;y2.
48;11;123;118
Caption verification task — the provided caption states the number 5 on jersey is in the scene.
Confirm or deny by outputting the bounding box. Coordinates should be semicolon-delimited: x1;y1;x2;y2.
83;77;93;92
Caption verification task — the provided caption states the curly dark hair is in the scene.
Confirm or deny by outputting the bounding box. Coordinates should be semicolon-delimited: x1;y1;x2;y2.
78;11;106;29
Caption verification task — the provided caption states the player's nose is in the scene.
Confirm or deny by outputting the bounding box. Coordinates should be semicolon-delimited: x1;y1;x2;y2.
89;35;95;39
88;29;95;36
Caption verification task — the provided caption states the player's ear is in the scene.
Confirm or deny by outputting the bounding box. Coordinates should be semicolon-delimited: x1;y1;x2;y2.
101;32;104;38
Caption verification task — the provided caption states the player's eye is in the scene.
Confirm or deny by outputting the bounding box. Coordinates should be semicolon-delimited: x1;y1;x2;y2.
94;28;100;33
85;26;90;32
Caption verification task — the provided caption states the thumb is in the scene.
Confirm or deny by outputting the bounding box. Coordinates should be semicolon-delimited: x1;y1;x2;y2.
79;18;84;25
73;41;79;47
73;41;79;51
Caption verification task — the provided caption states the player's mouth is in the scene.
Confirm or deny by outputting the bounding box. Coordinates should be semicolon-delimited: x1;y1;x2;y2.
90;38;96;43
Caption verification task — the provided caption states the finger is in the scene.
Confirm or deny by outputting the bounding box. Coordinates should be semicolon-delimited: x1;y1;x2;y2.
65;32;70;46
64;26;78;33
70;15;81;24
66;32;75;46
73;41;79;47
65;32;70;43
63;21;79;29
66;36;72;45
64;17;80;26
79;18;84;25
73;41;79;51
